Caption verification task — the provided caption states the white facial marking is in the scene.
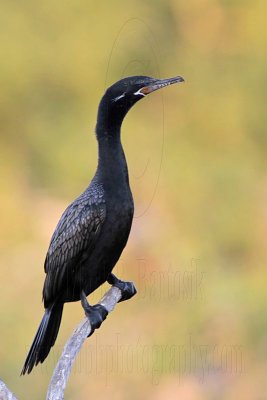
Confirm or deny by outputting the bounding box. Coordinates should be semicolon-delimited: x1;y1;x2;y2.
134;88;146;97
112;92;126;102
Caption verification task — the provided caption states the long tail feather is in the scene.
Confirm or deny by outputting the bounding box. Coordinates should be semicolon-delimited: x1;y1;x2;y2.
21;302;63;375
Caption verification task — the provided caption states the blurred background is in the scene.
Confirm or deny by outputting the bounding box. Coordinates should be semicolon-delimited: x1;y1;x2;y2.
1;0;267;399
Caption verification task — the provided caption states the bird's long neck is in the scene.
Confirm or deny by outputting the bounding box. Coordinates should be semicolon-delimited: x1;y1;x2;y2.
95;113;129;191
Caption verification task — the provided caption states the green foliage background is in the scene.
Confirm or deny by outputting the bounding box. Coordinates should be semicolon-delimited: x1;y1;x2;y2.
1;0;267;398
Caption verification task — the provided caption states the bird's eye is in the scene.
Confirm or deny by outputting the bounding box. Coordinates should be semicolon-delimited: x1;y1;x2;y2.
112;92;126;102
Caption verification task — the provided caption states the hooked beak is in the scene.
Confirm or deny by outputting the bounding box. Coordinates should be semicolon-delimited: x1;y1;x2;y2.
140;75;185;95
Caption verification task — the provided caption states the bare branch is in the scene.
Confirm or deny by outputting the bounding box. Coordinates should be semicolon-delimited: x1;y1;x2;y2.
0;285;129;400
46;285;122;400
0;381;18;400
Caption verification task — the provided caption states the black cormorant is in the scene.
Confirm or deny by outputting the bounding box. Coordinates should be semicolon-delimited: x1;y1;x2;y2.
21;75;184;374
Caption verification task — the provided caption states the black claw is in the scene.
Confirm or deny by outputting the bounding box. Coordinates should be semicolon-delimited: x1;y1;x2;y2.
107;274;137;302
81;291;108;336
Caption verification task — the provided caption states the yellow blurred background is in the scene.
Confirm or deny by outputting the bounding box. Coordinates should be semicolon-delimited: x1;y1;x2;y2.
1;0;267;398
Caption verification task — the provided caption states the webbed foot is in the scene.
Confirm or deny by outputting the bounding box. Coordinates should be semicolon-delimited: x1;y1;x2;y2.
81;291;108;337
107;273;137;302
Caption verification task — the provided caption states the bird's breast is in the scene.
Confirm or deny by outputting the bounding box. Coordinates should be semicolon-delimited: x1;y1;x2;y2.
100;186;134;252
106;191;134;233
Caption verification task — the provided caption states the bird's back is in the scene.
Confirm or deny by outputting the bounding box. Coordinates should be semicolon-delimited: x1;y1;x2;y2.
43;177;106;306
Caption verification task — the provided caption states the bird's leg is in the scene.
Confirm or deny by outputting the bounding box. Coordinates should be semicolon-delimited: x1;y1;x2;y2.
107;273;137;302
81;291;108;337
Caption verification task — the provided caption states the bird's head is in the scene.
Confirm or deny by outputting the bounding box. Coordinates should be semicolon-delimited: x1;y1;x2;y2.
96;75;185;134
106;75;184;108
